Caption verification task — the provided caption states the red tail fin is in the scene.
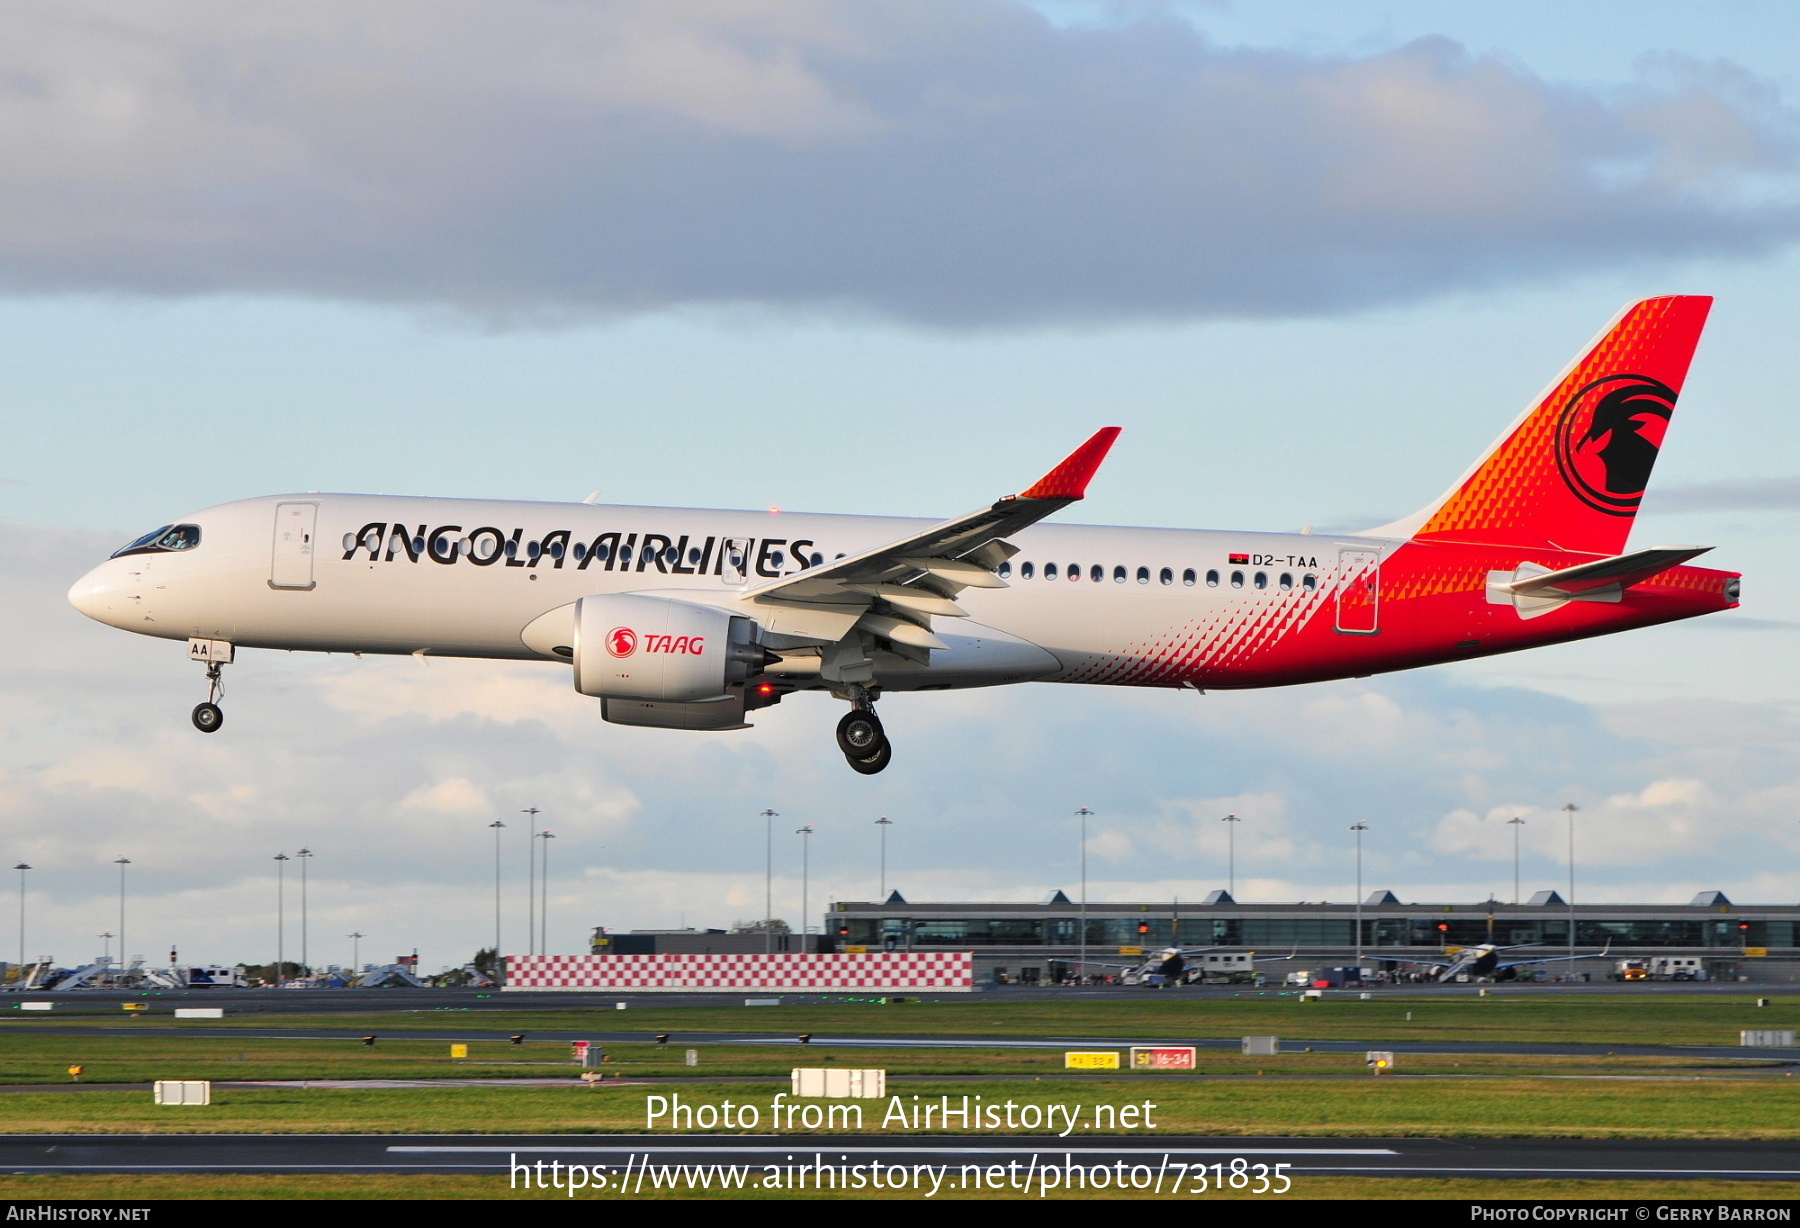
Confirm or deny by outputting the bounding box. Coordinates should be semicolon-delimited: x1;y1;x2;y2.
1372;296;1712;554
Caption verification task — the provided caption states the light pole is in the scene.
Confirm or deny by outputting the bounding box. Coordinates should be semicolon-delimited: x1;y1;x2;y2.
273;853;289;986
521;808;540;956
13;864;29;976
795;825;814;949
1350;823;1367;968
538;831;555;954
1075;806;1094;985
759;809;779;954
113;857;130;982
1222;813;1242;898
348;931;364;974
1563;803;1578;972
875;816;892;900
1508;816;1525;905
296;848;312;977
488;820;506;983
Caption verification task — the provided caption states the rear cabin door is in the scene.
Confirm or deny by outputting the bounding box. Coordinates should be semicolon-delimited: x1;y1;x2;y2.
1334;548;1380;634
270;502;319;590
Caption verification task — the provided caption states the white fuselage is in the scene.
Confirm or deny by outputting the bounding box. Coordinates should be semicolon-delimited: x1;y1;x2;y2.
69;493;1375;693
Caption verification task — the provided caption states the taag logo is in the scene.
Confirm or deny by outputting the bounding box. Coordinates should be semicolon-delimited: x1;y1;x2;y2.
1553;373;1677;516
606;627;638;658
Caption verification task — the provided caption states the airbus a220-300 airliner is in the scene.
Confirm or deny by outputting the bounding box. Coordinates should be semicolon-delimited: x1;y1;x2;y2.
70;296;1739;773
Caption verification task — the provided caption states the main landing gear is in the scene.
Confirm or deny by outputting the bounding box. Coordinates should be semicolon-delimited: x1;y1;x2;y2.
836;693;891;775
192;662;225;734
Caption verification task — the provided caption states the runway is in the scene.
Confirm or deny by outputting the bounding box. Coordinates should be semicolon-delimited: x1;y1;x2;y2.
2;981;1791;1016
5;1022;1797;1063
0;1133;1794;1181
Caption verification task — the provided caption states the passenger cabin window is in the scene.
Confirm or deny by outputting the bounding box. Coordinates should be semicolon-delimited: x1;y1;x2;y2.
1160;567;1173;585
1254;571;1267;589
1136;566;1150;584
1045;562;1058;580
1302;574;1317;591
1022;562;1035;579
112;524;201;559
1230;570;1244;588
1113;565;1126;583
1067;563;1080;581
998;561;1013;578
1205;569;1218;586
1183;568;1197;586
1279;572;1292;590
1090;564;1103;583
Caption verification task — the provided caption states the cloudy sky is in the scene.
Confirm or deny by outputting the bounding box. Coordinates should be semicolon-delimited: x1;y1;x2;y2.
3;0;1800;970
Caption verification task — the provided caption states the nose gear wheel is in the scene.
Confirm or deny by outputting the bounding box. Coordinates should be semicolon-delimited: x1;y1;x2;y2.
192;660;226;734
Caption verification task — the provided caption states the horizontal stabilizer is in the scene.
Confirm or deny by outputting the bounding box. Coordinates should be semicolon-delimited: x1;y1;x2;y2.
1497;546;1712;597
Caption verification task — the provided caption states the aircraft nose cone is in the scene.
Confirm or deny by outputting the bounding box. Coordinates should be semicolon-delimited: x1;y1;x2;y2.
68;561;127;626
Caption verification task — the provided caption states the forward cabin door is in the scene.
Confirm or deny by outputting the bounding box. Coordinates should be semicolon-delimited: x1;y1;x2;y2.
1334;548;1380;634
270;502;319;591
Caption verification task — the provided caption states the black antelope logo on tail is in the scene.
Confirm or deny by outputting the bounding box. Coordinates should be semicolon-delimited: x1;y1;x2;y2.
1552;373;1677;516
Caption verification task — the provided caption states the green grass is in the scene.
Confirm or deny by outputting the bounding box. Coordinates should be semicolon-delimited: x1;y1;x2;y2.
0;1029;1788;1086
14;992;1800;1049
4;995;1800;1199
2;1074;1799;1138
0;1173;1793;1200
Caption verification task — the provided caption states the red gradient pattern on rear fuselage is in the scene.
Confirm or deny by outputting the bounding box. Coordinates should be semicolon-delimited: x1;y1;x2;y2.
1060;542;1738;690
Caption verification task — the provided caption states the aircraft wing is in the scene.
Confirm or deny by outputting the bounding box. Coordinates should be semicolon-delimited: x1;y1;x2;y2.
1409;942;1612;972
1081;946;1219;970
1494;942;1612;970
739;428;1122;642
1407;942;1543;969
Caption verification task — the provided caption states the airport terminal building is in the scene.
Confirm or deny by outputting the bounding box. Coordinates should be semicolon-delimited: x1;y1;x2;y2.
821;890;1800;985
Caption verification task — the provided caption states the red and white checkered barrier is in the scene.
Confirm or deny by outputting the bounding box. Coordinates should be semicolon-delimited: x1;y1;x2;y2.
502;951;975;993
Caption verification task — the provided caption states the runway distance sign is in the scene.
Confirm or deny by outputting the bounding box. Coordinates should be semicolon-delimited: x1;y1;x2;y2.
1064;1051;1122;1070
1130;1046;1197;1070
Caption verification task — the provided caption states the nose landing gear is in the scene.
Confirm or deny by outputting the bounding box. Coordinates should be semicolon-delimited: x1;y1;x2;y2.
187;638;233;734
192;664;224;733
836;691;891;774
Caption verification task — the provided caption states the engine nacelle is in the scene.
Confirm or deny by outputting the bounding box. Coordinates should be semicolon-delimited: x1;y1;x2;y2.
573;594;763;702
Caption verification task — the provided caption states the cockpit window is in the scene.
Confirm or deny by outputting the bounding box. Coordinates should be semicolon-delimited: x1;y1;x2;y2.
111;524;201;559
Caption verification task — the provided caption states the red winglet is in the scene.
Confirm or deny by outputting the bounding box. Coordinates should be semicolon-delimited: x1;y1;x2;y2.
1018;427;1122;501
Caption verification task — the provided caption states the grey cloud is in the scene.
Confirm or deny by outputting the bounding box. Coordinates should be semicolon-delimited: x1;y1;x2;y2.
1647;476;1800;511
1692;616;1800;631
0;2;1795;324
